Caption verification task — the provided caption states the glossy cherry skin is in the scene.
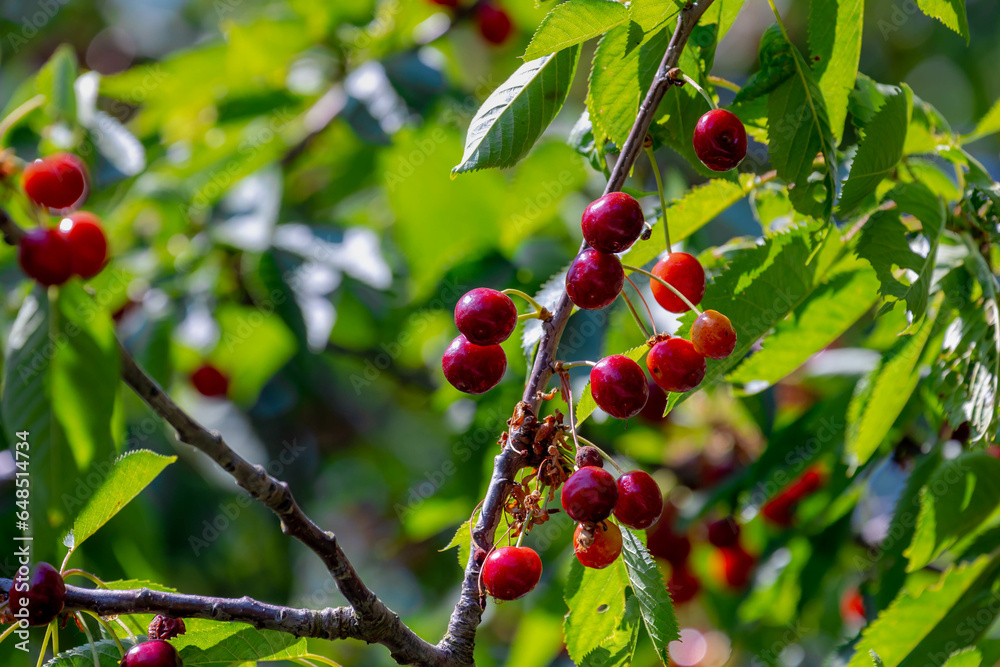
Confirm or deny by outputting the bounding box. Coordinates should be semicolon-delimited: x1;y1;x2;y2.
18;226;73;286
191;364;229;398
566;248;624;311
646;338;706;393
22;153;88;209
650;252;705;313
476;3;512;44
9;562;65;626
591;355;649;419
120;639;183;667
706;518;740;548
60;212;108;279
575;445;604;469
581;192;645;254
441;334;507;394
691;309;736;359
561;466;619;523
574;521;623;569
613;471;663;530
639;378;669;423
667;565;701;604
481;546;542;600
455;288;517;346
720;545;755;589
693;109;747;172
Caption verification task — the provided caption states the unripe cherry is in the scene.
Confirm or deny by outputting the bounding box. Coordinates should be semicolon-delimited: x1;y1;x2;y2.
573;522;623;569
561;466;618;523
590;355;649;419
691;309;736;359
481;546;542;600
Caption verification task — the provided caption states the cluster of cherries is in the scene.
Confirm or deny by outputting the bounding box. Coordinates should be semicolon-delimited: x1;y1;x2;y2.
428;0;513;45
15;153;109;287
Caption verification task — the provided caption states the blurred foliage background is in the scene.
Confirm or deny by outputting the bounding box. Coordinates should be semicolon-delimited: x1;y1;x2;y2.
0;0;999;666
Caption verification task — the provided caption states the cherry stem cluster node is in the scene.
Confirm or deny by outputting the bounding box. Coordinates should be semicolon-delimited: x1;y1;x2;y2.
622;263;704;316
644;146;672;253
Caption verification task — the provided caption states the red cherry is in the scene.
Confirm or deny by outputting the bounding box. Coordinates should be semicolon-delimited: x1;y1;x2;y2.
455;288;517;346
613;471;663;530
565;248;624;311
646;507;691;566
575;445;604;469
574;522;623;569
191;364;229;398
22;153;89;210
650;252;705;313
442;334;507;394
120;639;183;667
760;493;797;527
561;466;619;523
59;212;108;279
18;226;73;286
841;589;866;623
720;545;755;588
481;546;542;600
706;517;740;548
476;2;512;44
796;468;826;494
646;338;706;393
693;109;747;172
667;565;701;604
581;192;645;254
691;309;736;359
9;562;65;626
639;378;669;423
591;355;649;419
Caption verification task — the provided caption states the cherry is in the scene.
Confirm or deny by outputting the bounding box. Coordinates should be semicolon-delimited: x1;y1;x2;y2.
442;334;507;394
18;226;73;286
706;518;740;548
720;545;755;588
22;153;89;210
8;562;65;626
650;252;705;313
797;468;825;494
120;639;183;667
190;364;229;398
565;248;624;311
760;493;797;527
692;108;747;172
481;546;542;600
591;355;649;419
613;471;663;530
561;466;618;523
575;445;604;469
667;565;701;605
646;504;690;565
574;521;623;569
476;3;512;44
148;615;186;641
581;192;645;254
455;288;517;346
646;338;706;393
691;310;736;360
59;212;108;279
639;378;669;423
841;589;865;623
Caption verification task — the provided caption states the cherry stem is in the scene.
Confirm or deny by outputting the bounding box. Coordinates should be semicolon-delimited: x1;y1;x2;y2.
555;360;597;370
708;75;740;93
80;610;124;657
60;549;74;573
620;290;652;339
301;653;344;667
645;146;672;253
0;623;17;646
503;288;546;315
74;613;101;667
621;263;704;316
624;274;657;334
682;73;717;110
515;527;526;548
62;569;108;588
35;623;53;667
517;311;546;322
576;436;626;475
559;371;583;452
0;94;44;142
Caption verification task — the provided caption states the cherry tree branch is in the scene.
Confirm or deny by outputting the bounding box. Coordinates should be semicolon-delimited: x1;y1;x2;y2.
440;1;717;661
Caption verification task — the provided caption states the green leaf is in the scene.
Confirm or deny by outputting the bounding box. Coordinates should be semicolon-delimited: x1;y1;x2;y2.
870;650;885;667
733;25;795;105
65;450;177;551
564;557;631;662
847;555;1000;667
942;649;982;667
629;0;682;33
453;47;580;174
173;625;309;665
620;528;679;662
44;638;135;667
845;305;939;468
727;262;880;390
965;96;1000;143
524;0;630;61
35;44;78;122
905;452;1000;571
808;0;864;144
839;86;912;214
915;0;969;43
577;345;649;426
440;519;473;569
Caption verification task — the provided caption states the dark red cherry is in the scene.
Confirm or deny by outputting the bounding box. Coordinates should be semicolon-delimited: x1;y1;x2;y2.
561;466;619;523
646;504;690;565
693;109;747;172
646;338;706;393
22;153;89;210
120;639;183;667
476;2;512;44
639;378;669;423
8;562;65;626
706;517;740;548
565;248;624;311
760;493;797;527
60;211;108;279
720;545;755;589
650;252;705;313
481;546;542;600
668;565;701;604
591;355;649;419
190;364;229;398
575;445;604;469
442;334;507;394
691;309;736;359
574;522;623;569
18;226;73;286
455;288;517;346
147;615;186;641
581;192;645;254
428;0;459;6
613;471;663;530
